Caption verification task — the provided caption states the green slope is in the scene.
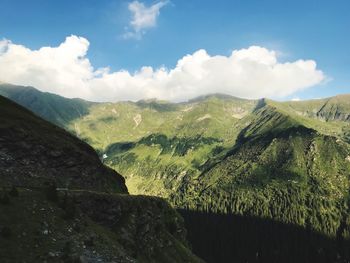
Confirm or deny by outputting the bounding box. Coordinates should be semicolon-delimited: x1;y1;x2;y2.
0;83;93;127
173;104;350;236
174;103;350;262
271;95;350;143
279;94;350;122
71;95;259;197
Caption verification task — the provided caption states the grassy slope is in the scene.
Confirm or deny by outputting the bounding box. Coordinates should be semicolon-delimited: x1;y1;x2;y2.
0;83;93;127
69;94;350;204
273;95;350;142
71;95;258;197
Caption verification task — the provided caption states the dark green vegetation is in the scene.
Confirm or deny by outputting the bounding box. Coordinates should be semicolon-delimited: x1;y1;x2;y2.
0;95;202;262
173;106;350;262
0;83;93;127
2;84;350;262
180;210;350;263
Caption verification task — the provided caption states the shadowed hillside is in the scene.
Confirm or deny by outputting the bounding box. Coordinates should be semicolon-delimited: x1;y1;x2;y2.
179;209;350;263
0;95;202;263
0;95;125;193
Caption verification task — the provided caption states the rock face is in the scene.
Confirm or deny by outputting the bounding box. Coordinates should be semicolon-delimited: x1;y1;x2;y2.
0;95;202;263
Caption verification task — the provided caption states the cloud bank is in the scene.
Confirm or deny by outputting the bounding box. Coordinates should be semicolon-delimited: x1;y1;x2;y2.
0;35;325;102
124;0;168;39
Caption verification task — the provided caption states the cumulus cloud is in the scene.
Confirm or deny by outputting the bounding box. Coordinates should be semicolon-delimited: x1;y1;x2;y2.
0;35;325;102
123;0;168;39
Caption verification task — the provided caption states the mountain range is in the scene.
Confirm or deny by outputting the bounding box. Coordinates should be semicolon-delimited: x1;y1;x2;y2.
1;83;350;262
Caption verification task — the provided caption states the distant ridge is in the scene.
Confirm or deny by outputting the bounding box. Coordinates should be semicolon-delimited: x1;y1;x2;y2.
0;83;93;127
187;93;251;103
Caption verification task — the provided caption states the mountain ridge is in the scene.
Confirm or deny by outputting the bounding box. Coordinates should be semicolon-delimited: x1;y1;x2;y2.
0;83;94;127
2;82;349;105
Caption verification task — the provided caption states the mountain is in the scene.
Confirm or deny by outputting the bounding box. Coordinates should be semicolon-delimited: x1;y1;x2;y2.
175;105;350;221
72;94;259;197
0;95;202;262
279;94;350;122
2;84;350;262
175;103;350;262
69;92;350;262
0;83;93;127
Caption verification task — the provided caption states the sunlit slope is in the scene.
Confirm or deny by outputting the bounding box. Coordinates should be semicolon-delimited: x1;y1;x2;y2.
70;93;350;201
71;95;259;196
279;94;350;121
173;104;350;237
71;95;257;197
72;95;258;148
272;95;350;142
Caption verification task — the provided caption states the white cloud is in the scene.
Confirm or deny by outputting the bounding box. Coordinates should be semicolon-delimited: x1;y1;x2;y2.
123;0;168;39
0;35;325;102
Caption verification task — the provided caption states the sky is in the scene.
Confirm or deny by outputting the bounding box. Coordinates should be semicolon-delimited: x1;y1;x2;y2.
0;0;349;102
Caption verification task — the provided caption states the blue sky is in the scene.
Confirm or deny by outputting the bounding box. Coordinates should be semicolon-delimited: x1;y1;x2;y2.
0;0;349;101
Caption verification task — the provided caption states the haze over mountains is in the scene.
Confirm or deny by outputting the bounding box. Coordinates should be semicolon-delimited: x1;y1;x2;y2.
1;82;350;262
